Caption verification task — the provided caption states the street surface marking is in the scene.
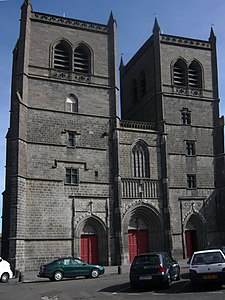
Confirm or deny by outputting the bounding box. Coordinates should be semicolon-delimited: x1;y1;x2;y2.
41;296;59;300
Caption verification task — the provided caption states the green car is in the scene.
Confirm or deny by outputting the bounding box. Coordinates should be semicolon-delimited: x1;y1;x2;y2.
37;257;105;281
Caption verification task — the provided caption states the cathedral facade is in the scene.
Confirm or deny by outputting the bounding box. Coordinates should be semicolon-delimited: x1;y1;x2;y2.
2;0;225;271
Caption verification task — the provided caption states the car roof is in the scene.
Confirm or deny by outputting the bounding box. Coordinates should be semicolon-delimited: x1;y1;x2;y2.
192;249;223;255
134;252;170;257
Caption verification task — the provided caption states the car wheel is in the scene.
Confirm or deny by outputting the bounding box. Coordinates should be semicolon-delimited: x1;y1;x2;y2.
1;273;9;283
164;273;172;289
191;282;198;291
175;272;180;281
130;282;138;289
53;271;63;281
90;268;99;278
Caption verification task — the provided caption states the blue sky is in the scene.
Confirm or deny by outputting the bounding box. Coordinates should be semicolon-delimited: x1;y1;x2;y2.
1;0;225;232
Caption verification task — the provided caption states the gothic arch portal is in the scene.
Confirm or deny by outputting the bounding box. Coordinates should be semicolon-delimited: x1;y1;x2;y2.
75;214;108;265
122;203;164;264
184;213;206;257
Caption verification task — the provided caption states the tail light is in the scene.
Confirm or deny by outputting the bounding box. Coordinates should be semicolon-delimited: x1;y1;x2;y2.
156;265;166;273
190;269;197;274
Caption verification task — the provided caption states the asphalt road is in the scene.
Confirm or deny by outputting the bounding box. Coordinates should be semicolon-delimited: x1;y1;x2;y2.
1;272;225;300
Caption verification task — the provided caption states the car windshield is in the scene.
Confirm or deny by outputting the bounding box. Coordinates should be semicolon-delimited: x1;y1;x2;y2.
192;252;225;265
133;255;160;265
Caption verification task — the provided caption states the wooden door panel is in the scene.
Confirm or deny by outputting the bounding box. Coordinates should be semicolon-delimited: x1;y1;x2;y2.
128;230;149;263
80;235;99;264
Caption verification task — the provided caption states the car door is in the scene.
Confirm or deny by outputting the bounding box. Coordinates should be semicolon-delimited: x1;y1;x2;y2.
61;258;75;277
72;258;91;276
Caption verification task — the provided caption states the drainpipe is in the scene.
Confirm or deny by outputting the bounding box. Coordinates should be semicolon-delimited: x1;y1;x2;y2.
69;196;76;257
180;200;185;259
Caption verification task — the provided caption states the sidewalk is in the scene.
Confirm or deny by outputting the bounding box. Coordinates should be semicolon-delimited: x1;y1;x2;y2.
14;259;189;283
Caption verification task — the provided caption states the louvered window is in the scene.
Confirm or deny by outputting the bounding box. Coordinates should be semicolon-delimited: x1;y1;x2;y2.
173;61;186;86
54;43;70;71
188;62;201;88
74;46;90;73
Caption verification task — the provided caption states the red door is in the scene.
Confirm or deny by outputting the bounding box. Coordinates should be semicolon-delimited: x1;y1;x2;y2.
185;230;198;258
80;235;98;264
128;230;149;263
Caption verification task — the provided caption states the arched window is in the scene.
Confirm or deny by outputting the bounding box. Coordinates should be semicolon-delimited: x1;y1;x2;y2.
66;95;78;112
132;141;150;178
131;79;138;103
139;71;146;96
173;59;186;86
53;42;71;71
188;61;202;88
74;45;90;74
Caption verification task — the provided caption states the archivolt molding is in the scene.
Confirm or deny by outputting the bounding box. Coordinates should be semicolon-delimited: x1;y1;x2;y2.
182;202;206;224
122;199;160;219
75;212;106;227
75;212;91;226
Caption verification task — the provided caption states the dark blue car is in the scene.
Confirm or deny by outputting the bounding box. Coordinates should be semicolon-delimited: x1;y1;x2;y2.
129;252;180;289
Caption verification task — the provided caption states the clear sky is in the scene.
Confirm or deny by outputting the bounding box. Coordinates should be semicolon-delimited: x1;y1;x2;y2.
0;0;225;232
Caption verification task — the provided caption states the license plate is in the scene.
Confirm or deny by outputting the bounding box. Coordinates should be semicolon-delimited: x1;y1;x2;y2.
202;274;218;280
139;275;152;280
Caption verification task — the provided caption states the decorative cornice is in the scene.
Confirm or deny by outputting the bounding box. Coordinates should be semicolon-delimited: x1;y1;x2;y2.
161;34;211;49
32;12;108;34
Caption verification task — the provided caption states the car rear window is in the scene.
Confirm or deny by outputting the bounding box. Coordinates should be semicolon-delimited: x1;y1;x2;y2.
192;252;225;265
132;255;160;265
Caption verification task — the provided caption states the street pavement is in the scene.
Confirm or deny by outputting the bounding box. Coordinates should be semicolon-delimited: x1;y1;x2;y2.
12;258;189;283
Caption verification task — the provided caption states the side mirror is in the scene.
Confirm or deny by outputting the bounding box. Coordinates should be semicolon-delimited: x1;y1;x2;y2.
0;258;2;262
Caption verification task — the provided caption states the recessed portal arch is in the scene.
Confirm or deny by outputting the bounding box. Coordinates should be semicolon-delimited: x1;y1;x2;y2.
75;215;108;265
122;203;163;263
184;213;206;257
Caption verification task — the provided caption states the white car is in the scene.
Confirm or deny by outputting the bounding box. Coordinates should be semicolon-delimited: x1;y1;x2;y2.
0;257;13;283
189;249;225;288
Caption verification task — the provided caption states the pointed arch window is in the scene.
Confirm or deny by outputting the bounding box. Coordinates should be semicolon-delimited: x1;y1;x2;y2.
188;61;202;88
132;141;150;178
53;42;71;71
74;45;90;74
173;60;186;86
66;95;78;113
131;79;138;103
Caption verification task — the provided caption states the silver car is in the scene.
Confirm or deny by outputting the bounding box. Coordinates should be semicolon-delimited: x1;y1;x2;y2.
189;249;225;288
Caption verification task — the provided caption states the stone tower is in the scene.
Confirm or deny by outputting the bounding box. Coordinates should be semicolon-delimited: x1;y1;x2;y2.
2;0;119;270
119;18;225;261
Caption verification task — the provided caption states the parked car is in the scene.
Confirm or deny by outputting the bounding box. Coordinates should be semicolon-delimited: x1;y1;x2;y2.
0;257;13;283
189;249;225;288
37;257;105;281
129;252;180;289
